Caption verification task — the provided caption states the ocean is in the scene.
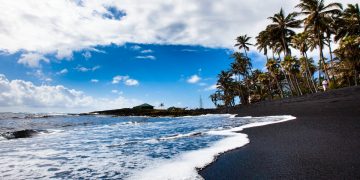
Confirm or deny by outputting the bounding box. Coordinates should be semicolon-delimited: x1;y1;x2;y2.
0;113;295;179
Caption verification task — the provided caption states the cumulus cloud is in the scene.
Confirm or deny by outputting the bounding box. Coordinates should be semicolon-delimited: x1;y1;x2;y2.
0;74;141;112
56;68;68;75
0;0;357;69
17;53;49;68
187;75;201;84
1;0;356;66
75;65;100;72
135;55;156;60
112;75;139;86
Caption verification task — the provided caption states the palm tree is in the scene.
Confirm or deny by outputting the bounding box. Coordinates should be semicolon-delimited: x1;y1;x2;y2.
291;32;318;92
266;59;284;98
256;30;271;60
217;70;235;107
257;72;274;100
334;36;360;86
210;91;222;107
267;8;302;56
296;0;342;83
335;3;360;42
230;52;252;104
235;35;252;58
281;56;303;95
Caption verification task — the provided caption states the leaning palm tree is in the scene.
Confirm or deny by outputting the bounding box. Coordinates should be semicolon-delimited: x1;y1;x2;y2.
281;56;303;96
266;59;284;98
291;32;318;92
267;8;302;57
235;35;252;58
296;0;343;84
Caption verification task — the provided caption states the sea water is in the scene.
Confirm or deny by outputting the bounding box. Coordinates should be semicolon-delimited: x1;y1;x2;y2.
0;113;295;179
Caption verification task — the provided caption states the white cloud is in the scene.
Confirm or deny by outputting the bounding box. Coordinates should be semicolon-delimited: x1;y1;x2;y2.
111;89;123;95
204;84;218;91
112;75;127;84
124;79;139;86
17;53;49;68
56;68;68;75
112;75;139;86
0;74;141;113
0;0;357;67
135;55;156;60
187;75;201;84
75;65;100;72
27;70;52;82
130;45;142;51
181;49;197;52
140;49;153;53
90;79;99;83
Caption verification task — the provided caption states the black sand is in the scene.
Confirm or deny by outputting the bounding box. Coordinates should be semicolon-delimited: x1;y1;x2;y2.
200;86;360;179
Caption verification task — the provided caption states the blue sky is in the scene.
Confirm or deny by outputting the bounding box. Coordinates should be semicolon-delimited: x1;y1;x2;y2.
0;43;266;112
0;0;356;112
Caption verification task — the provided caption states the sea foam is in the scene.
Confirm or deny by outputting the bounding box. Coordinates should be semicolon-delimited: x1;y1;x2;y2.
129;115;296;180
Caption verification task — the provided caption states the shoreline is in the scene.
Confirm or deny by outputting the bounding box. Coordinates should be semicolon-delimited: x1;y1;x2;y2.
200;86;360;179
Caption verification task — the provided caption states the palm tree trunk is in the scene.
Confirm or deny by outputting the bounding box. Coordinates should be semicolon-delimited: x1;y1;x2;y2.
274;76;284;98
244;48;248;58
294;75;303;95
355;69;358;86
304;72;313;93
304;52;317;93
286;73;296;96
318;33;330;82
327;38;337;85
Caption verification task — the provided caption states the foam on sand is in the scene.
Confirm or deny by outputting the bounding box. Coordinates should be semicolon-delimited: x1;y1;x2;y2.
129;115;296;180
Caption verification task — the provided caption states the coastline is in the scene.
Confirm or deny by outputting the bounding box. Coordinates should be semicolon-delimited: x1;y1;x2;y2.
200;86;360;179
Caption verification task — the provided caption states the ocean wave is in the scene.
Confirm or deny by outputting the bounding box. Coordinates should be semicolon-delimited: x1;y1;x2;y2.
157;132;203;141
0;129;64;140
0;112;71;120
0;129;45;140
129;115;296;180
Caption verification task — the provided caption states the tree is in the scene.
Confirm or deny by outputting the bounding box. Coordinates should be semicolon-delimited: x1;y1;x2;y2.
334;36;360;86
217;71;236;107
230;52;252;104
291;32;318;92
335;3;360;42
296;0;343;83
256;30;271;60
267;8;302;56
266;59;285;98
281;56;303;95
235;35;252;58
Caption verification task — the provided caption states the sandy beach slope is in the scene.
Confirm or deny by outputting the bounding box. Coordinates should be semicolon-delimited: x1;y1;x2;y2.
200;86;360;179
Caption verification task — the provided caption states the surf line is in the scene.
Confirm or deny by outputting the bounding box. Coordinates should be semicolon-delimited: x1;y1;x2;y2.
129;115;296;180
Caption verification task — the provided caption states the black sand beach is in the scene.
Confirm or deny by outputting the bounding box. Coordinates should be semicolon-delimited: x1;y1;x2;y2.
200;86;360;179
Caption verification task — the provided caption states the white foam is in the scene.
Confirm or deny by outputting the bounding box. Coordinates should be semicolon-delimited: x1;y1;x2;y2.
158;132;203;141
129;115;296;180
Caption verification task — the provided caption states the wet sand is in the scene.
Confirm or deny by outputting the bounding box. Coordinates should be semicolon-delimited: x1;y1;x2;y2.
200;86;360;179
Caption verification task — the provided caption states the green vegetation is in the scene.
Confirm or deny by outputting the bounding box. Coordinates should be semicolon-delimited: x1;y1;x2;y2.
211;0;359;108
